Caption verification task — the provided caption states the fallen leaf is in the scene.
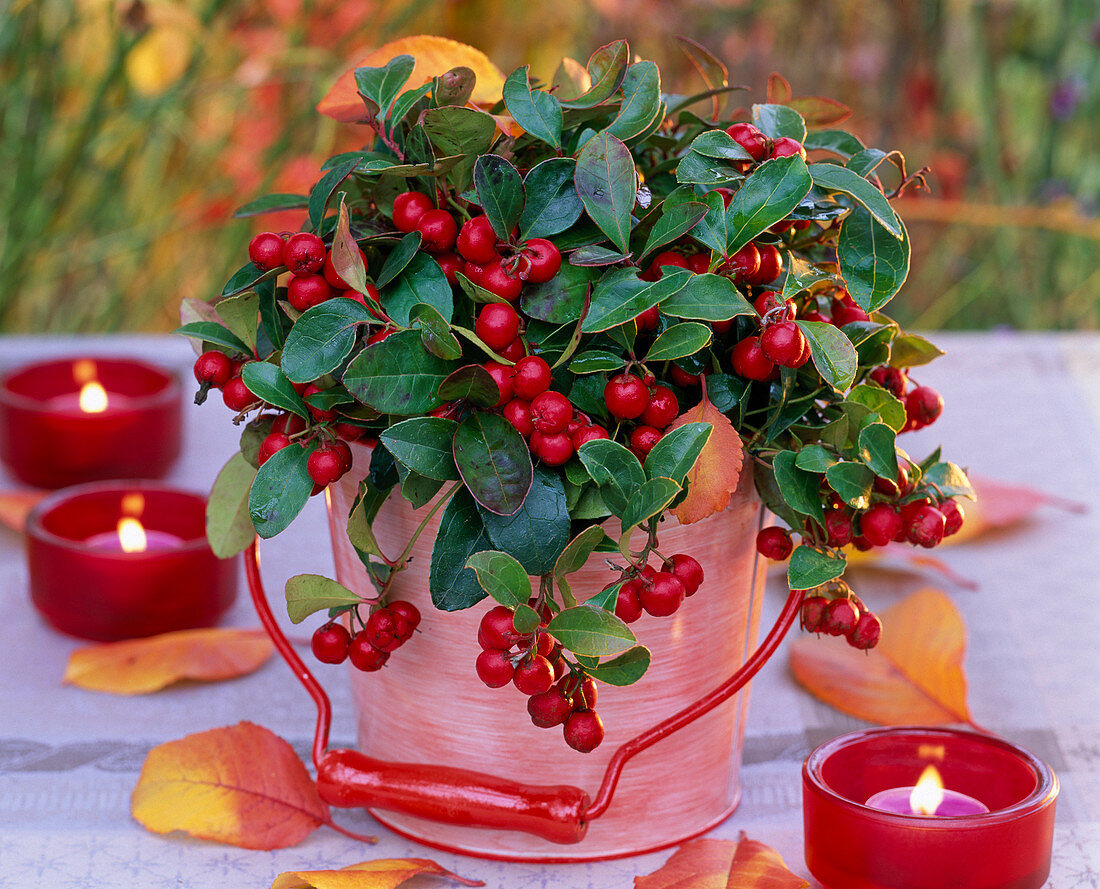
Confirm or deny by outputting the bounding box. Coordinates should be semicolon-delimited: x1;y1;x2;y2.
635;834;807;889
272;859;484;889
668;387;744;525
64;627;273;694
133;721;327;850
790;588;971;725
947;475;1086;545
318;36;506;122
0;490;47;533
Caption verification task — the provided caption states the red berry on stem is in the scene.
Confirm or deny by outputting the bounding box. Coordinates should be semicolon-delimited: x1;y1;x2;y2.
480;259;523;301
434;252;463;285
869;365;908;399
604;373;650;419
222;376;257;412
365;608;409;652
483;361;514;407
348;633;389;671
800;595;829;633
821;598;860;636
940;499;965;536
823;509;854;547
311;623;351;664
479;605;522;650
498;338;526;363
725;122;769;160
457;216;499;264
860;503;902;547
248;232;285;271
754;245;784;284
258;432;292;466
614;579;644;623
640;571;685;617
521;239;562;284
687;252;710;274
726;244;761;284
475;648;514;687
760;320;809;368
629;425;662;458
770;136;807;160
905;386;944;429
731;336;775;381
303;383;337;422
284;233;326;275
831;299;870;326
307;445;345;486
756;526;794;560
669;553;704;596
513;655;555;696
668;364;701;387
563;709;605;753
193;351;232;388
906;504;946;548
502;398;535;437
528;690;572;728
511;355;552;401
474;303;521;351
288;274;332;312
572;425;609;450
392;191;434;232
530;390;572;434
530;430;574;466
271;412;306;436
388;600;421;636
416;209;458;253
567;676;598;710
641;385;679;429
634;305;660;331
847;610;882;650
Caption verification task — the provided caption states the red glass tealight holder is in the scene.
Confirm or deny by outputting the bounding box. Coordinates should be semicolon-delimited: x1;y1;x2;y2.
803;726;1058;889
0;357;182;488
26;482;238;641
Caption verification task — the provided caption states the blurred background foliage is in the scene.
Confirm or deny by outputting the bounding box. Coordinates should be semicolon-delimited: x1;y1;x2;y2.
1;0;1096;334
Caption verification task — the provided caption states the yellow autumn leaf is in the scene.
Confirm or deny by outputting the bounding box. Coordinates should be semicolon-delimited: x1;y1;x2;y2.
272;858;484;889
64;627;273;694
667;389;744;524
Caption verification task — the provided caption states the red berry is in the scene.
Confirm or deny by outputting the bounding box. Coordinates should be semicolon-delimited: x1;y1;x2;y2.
479;259;523;301
365;608;409;653
416;209;458;253
831;300;870;326
348;633;389;671
641;385;679;429
687;252;710;274
821;598;860;636
629;425;662;458
334;422;365;442
640;571;685;617
457;216;499;264
530;430;574;466
604;373;650;419
802;310;830;323
528;690;572;728
847;610;882;650
754;245;784;284
303;383;337;422
725;122;769;161
521;238;562;284
823;509;854;547
513;655;555;696
869;365;908;399
860;503;903;547
754;291;794;319
566;676;598;710
614;579;644;623
311;623;351;664
940;499;965;537
511;356;552;401
434;252;463;284
756;526;794;560
906;504;946;548
563;709;605;753
530;391;572;434
725;244;760;284
284;233;326;275
905;386;944;430
483;361;514;407
288;274;332;312
502;398;535;437
669;553;704;596
193;351;232;387
572;425;609;450
258;432;292;466
649;251;689;278
307;445;345;486
323;248;368;289
388;600;420;636
499;338;526;363
800;595;829;633
479;605;522;650
760;320;809;368
222;376;257;412
475;303;521;351
475;648;514;687
271;412;307;436
393;191;434;232
770;136;807;160
668;364;701;387
731;336;775;381
248;232;285;271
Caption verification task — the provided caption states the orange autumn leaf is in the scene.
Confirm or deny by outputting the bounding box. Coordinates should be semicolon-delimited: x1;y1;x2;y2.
668;389;744;525
318;36;506;122
0;490;47;533
132;721;328;850
271;859;484;889
635;834;807;889
790;588;971;725
64;627;273;694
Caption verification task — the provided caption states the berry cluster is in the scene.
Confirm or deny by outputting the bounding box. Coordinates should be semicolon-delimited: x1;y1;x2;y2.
868;365;944;432
311;600;421;671
250;231;383;314
799;586;882;651
612;554;705;623
474;605;605;753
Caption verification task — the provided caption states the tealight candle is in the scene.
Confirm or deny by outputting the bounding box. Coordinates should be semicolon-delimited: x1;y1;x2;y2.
0;357;182;488
866;765;989;816
26;482;238;641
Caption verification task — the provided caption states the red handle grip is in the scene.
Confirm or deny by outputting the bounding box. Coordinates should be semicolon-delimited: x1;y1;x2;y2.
316;748;589;845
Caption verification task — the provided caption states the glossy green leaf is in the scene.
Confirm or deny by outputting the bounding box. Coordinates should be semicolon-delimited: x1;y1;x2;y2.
725;155;813;255
825;461;875;509
503;66;563;148
512;604;541;634
787;545;846;590
690;191;729;256
643;422;711;485
215;294;259;353
560;40;628;108
809;163;902;238
574;131;636;255
410;303;462;361
465;551;531;607
781;254;837;301
637;201;709;264
620;477;681;533
795;320;858;390
587;645;651;686
221;262;282;299
752;103;807;141
429;489;493;611
582;267;691;333
519;158;584;239
847;383;906;432
241;362;309;418
453;411;533;516
890;333;944;368
354;54;414;112
233;193;308;219
569;246;630;266
545;605;635;657
381;251;453;326
248;439;315;538
795;444;836;473
659;272;754;321
517;262;595;324
478;466;570;575
838;206;911;313
553;524;608;607
674;150;744;187
374;232;423;288
773;449;823;521
285;574;361;624
857;423;899;481
803;128;866;158
420;105;497;156
388;82;433;129
688;130;754;161
205;452;258;559
379;417;459;481
474;154;525;241
432;66;476;106
175;321;250;355
308;160;357;231
437;364;500;407
922;461;976;500
607;61;662;141
343;328;455;414
569;350;626;374
645;322;712;362
577;438;645;515
280;298;373;384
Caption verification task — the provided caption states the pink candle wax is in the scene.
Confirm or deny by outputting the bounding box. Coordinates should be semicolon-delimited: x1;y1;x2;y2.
865;786;990;816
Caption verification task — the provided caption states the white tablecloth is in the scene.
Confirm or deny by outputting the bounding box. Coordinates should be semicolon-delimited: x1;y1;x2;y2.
1;333;1097;887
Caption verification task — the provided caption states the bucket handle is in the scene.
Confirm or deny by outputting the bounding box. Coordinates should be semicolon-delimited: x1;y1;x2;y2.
245;540;802;844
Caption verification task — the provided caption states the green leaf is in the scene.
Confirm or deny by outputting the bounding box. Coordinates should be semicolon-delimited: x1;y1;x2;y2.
205;453;258;558
474;154;525;241
546;605;635;657
233;193;308;218
574;131;636;255
847;383;906;432
659;272;754;322
397;467;444;509
381;251;453;327
773;449;823;521
569;246;630;266
354;54;414;113
380;417;459;481
587;645;651;686
808;163;903;238
607;61;661;141
256;278;288;352
410;303;462;361
577;438;645;515
308;160;358;231
752;103;808;141
553;525;608;607
725;155;813;255
465;551;531;607
644;422;711;485
561;39;628;108
803;129;866;158
242;362;309;418
690;191;729;255
285;574;361;624
247;439;315;538
838;206;911;313
478;466;570;575
453;411;533;516
787;545;846;590
429;488;493;611
512;604;541;634
420;105;497;156
503;66;563;148
519;158;584;239
825;461;875;509
582;267;691;333
781;254;837;301
175;321;250;355
221;262;281;299
688;129;754;161
858;423;899;481
638;201;709;264
347;487;386;559
375;232;423;288
675;150;744;187
215;293;259;353
569;350;625;374
389;82;433;130
645;322;713;362
620;477;681;533
922;462;976;500
795;320;858;390
437;364;499;407
890;333;944;368
281;297;372;384
520;262;597;324
795;444;837;473
343;328;455;414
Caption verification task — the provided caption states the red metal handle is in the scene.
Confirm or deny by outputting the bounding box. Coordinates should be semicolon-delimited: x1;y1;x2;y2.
246;538;801;842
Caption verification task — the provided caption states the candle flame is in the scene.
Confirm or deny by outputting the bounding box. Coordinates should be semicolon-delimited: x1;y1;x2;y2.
910;764;946;815
78;381;109;413
117;517;148;553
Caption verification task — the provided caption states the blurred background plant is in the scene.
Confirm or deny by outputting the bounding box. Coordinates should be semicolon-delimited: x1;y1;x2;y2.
1;0;1096;334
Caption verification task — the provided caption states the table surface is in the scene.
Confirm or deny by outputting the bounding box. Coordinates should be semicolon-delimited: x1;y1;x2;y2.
1;332;1098;888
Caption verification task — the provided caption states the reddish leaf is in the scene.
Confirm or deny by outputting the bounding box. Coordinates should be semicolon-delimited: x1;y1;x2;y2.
0;490;47;533
271;859;484;889
132;722;328;850
790;589;972;725
788;96;852;126
766;73;792;105
948;475;1086;545
635;834;807;888
675;36;729;120
667;387;744;525
64;628;273;694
